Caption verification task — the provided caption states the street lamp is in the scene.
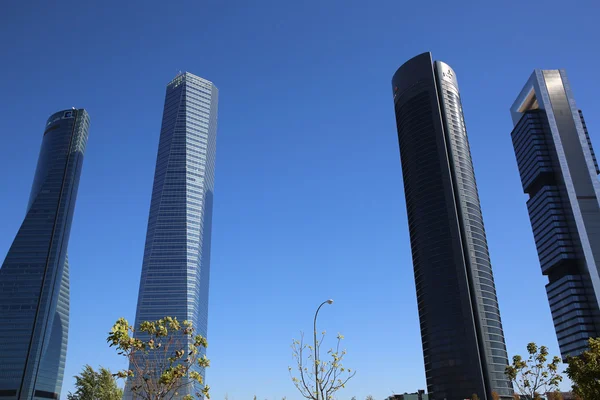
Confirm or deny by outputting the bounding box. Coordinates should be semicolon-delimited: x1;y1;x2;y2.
313;299;333;400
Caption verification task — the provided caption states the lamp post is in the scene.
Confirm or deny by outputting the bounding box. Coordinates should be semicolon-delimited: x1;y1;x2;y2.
313;299;333;400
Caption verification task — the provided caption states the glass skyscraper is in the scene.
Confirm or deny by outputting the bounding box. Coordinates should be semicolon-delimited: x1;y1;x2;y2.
0;109;90;400
126;72;218;398
391;53;513;400
510;69;600;360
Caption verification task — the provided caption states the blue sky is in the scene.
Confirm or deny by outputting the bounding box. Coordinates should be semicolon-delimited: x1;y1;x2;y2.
1;0;599;398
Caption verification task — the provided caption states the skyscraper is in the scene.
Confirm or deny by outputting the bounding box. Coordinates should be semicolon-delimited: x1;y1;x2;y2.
127;72;218;398
510;69;600;360
0;109;90;400
391;53;513;400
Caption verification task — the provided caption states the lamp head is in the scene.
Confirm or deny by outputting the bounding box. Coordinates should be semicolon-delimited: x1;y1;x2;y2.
327;299;334;304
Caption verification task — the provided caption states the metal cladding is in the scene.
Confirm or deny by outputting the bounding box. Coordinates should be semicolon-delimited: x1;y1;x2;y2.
510;70;600;360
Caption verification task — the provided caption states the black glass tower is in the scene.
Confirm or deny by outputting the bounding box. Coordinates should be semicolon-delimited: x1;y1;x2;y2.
0;109;89;400
391;53;513;400
510;70;600;360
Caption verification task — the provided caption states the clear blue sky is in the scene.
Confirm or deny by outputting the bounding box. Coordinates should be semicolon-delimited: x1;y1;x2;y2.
1;1;599;399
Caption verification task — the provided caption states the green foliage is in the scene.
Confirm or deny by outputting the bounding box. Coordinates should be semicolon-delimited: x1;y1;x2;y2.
470;394;479;400
505;342;562;400
365;396;374;400
289;332;356;400
565;337;600;400
107;316;210;400
67;365;123;400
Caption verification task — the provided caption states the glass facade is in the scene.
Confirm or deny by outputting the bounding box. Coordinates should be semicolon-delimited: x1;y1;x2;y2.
510;70;600;360
0;109;90;400
125;72;218;399
391;53;513;400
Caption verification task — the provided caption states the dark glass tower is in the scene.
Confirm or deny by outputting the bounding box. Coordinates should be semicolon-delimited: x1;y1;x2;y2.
510;70;600;360
0;109;90;400
391;53;513;400
125;72;218;399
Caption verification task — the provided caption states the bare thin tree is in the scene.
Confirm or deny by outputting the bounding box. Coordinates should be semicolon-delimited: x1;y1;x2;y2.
289;331;355;400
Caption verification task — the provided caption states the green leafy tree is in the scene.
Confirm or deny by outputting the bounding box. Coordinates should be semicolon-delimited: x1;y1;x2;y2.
107;316;210;400
365;396;374;400
289;332;356;400
505;343;562;400
565;337;600;399
67;365;123;400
